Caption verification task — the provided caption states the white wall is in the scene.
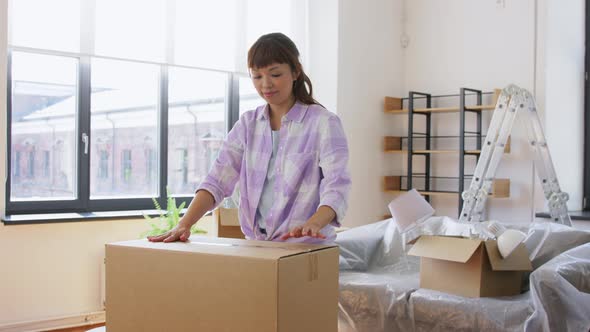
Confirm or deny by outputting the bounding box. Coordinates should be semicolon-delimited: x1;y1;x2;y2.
0;214;215;326
308;0;339;113
403;0;539;222
402;0;585;222
308;0;586;226
336;0;405;226
405;0;536;93
0;219;147;324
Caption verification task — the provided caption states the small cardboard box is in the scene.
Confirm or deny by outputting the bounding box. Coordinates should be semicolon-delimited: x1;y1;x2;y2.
408;235;532;298
212;207;245;239
106;237;339;332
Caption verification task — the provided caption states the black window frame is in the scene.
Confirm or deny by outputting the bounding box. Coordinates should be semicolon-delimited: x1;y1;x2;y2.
5;49;243;217
585;0;590;211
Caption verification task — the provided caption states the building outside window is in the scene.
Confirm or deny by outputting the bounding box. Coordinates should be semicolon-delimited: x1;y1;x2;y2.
121;149;132;184
145;148;155;186
27;149;35;178
181;149;188;185
13;151;21;178
42;150;50;177
98;150;109;179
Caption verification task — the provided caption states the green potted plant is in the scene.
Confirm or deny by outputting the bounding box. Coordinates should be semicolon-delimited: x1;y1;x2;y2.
141;189;207;238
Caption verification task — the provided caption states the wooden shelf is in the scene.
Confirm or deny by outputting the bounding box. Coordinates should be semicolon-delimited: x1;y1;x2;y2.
384;148;509;154
467;105;497;111
384;136;402;151
384;106;496;114
384;96;403;112
491;178;510;198
381;89;508;217
384;149;479;154
383;97;496;114
384;189;509;198
385;190;460;197
383;176;510;198
383;135;511;154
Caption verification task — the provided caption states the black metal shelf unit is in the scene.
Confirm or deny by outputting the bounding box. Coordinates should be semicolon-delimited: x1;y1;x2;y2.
402;88;490;215
459;88;484;213
407;91;432;202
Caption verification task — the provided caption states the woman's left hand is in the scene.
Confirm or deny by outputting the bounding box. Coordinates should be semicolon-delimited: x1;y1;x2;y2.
280;220;326;240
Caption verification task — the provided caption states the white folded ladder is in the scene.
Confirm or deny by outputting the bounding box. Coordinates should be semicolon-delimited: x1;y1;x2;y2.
459;84;571;226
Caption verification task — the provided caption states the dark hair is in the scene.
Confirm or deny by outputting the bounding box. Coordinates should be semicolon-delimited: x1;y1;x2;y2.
247;32;319;105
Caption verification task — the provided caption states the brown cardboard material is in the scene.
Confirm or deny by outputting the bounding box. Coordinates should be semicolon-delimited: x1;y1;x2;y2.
408;235;532;298
212;207;245;239
106;237;338;332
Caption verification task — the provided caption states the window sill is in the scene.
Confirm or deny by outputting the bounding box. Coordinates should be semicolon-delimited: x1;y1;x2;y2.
535;210;590;222
2;208;206;225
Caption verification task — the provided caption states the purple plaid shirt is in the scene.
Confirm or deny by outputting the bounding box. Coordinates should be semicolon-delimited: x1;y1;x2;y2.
197;102;351;243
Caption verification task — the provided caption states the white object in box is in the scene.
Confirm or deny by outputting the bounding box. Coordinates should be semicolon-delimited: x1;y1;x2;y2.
388;189;435;232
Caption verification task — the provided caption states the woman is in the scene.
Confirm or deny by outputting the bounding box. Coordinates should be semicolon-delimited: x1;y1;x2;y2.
149;32;350;244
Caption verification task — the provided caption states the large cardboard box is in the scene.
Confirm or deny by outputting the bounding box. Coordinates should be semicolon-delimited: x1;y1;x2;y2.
408;235;532;298
106;237;339;332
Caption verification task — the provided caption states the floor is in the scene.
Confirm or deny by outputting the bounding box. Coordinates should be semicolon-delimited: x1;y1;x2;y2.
536;210;590;221
48;323;105;332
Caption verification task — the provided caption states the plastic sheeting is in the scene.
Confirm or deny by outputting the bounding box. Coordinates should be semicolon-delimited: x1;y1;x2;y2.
335;218;590;332
339;270;419;332
409;289;532;331
337;219;391;271
525;242;590;332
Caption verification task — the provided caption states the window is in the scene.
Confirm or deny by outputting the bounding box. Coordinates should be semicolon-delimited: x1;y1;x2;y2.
13;151;21;177
98;150;109;180
167;67;227;195
90;58;159;198
42;150;50;177
10;0;80;52
121;150;132;184
27;149;35;178
6;0;307;217
145;148;156;186
94;0;166;62
9;52;77;202
180;149;188;185
173;0;238;71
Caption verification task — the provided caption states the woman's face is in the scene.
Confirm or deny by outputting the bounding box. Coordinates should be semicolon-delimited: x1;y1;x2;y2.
250;62;298;108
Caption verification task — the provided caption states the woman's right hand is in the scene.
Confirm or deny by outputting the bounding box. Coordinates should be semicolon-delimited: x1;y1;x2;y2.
147;223;192;243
